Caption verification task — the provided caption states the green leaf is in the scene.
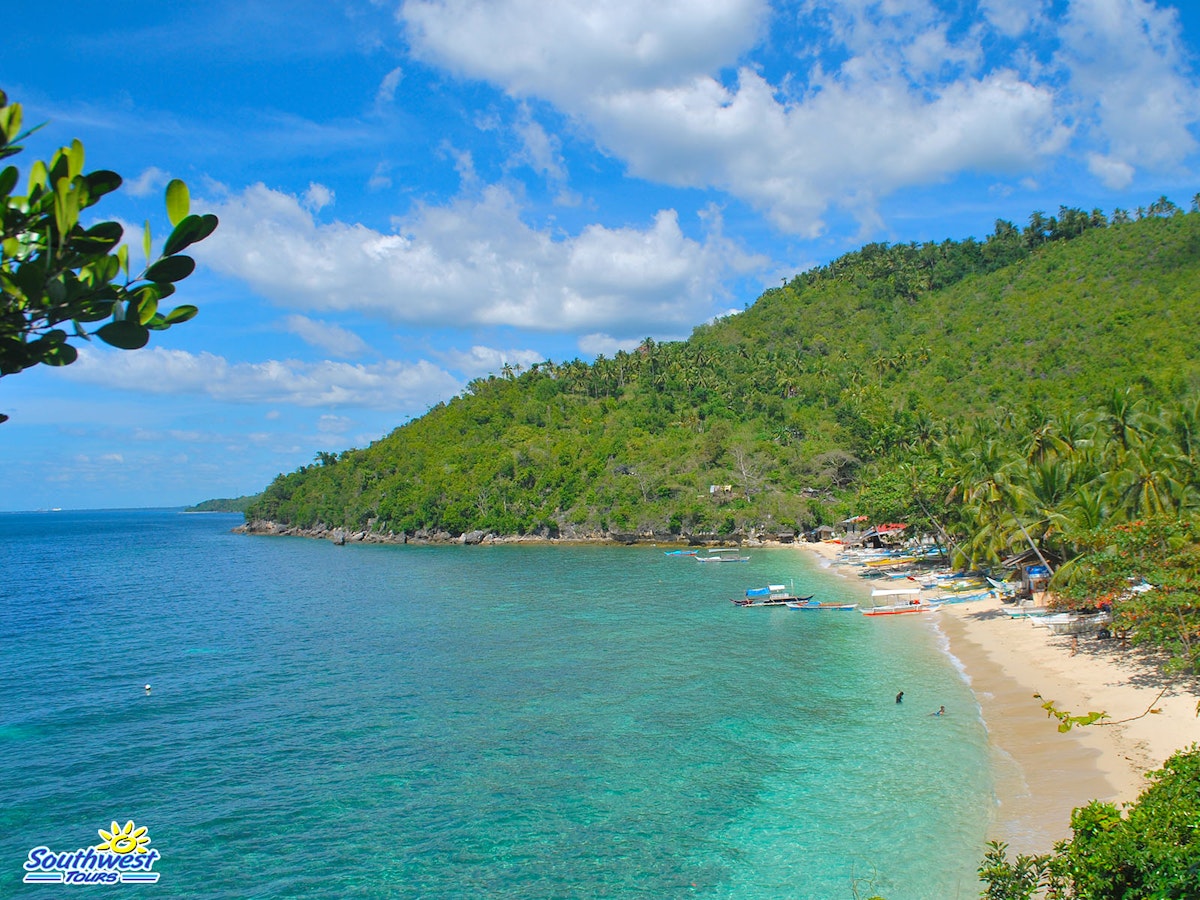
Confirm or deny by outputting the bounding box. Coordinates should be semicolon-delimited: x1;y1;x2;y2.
162;304;198;325
145;255;195;283
66;139;85;180
28;159;47;192
72;221;123;255
85;169;122;201
96;320;150;350
143;220;152;265
136;293;158;325
42;342;78;367
162;213;219;256
0;165;17;198
0;95;21;142
165;179;190;226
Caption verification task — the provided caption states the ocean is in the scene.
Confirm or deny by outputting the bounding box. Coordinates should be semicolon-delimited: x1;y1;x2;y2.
0;509;992;898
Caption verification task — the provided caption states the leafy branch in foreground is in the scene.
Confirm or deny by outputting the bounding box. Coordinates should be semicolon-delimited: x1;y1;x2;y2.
0;89;217;421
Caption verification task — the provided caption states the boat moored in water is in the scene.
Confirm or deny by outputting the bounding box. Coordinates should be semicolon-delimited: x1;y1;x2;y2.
733;585;812;607
786;598;857;611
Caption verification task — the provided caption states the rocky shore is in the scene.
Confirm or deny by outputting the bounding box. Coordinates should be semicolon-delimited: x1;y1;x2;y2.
234;519;799;548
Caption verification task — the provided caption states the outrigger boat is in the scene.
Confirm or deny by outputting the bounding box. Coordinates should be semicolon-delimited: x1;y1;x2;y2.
732;585;812;607
663;549;698;556
697;548;750;563
860;587;931;616
786;598;857;611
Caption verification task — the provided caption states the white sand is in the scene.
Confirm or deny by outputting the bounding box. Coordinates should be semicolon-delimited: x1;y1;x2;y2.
801;541;1200;853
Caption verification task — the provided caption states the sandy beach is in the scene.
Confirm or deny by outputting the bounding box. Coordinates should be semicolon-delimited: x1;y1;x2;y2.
802;541;1200;854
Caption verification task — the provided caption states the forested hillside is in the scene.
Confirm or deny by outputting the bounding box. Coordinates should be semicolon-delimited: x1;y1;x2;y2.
246;202;1200;548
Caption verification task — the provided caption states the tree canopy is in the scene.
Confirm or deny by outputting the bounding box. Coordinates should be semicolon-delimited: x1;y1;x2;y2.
0;90;217;422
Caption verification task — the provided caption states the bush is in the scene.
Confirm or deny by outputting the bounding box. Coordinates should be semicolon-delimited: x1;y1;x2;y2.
978;745;1200;899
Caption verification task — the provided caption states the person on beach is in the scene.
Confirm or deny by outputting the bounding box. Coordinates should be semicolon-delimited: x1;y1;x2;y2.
895;691;904;704
931;705;945;716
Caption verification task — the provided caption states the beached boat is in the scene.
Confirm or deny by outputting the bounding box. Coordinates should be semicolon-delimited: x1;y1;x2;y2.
1002;601;1052;618
928;589;996;606
861;587;931;616
863;554;917;565
1035;611;1112;635
786;598;857;611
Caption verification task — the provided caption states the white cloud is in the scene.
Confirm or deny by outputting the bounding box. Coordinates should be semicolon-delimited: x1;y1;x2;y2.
401;0;768;102
64;347;462;411
282;314;372;358
979;0;1041;37
514;104;567;184
317;414;353;434
203;182;761;339
398;0;1200;234
377;66;404;106
1057;0;1199;176
125;167;171;199
577;333;644;357
368;161;393;191
303;182;335;212
399;0;1067;234
1086;151;1136;189
587;66;1065;234
434;345;547;378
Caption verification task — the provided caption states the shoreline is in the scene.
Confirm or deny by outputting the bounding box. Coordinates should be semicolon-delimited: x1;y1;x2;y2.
801;540;1200;854
238;521;1199;851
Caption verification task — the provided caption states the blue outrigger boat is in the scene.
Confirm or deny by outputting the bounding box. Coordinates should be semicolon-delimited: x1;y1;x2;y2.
732;585;812;607
785;598;857;611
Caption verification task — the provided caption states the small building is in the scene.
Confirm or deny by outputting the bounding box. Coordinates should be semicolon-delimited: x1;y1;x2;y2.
861;523;908;549
808;524;835;542
1000;548;1060;599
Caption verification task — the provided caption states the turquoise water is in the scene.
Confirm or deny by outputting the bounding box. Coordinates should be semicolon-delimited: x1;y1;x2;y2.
0;510;992;898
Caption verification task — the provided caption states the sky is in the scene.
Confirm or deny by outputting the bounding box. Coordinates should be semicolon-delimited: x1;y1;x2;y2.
3;0;1200;511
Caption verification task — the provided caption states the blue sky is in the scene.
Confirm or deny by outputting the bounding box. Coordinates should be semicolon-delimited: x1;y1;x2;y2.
3;0;1200;511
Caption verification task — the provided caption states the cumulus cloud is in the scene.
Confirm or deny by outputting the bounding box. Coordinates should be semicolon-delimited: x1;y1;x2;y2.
397;0;1199;233
303;182;335;212
64;347;462;411
434;345;548;378
202;181;762;339
1057;0;1198;178
402;0;768;101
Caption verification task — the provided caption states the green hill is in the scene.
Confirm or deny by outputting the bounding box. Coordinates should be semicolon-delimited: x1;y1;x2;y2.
245;205;1200;545
186;494;261;514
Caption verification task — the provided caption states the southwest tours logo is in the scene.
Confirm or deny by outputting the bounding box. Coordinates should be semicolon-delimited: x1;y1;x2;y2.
23;820;161;885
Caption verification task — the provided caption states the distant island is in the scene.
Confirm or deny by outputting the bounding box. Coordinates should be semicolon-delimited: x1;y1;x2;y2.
185;495;260;514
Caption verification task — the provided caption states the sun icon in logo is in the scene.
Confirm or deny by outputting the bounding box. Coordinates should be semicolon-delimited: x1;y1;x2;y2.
95;820;152;855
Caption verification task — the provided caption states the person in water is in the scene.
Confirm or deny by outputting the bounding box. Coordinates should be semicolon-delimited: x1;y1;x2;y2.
895;691;904;704
931;705;946;716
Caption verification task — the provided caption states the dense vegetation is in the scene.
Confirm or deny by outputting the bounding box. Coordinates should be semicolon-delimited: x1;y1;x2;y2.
185;494;260;513
248;200;1200;545
977;745;1200;899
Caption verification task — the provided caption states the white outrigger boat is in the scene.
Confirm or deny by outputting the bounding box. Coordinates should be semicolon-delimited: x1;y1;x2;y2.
860;587;931;616
696;548;750;563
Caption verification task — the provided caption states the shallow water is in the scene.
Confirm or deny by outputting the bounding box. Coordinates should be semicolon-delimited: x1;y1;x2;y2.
0;510;991;898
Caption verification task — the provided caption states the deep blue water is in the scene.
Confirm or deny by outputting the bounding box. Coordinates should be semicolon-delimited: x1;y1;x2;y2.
0;510;992;898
